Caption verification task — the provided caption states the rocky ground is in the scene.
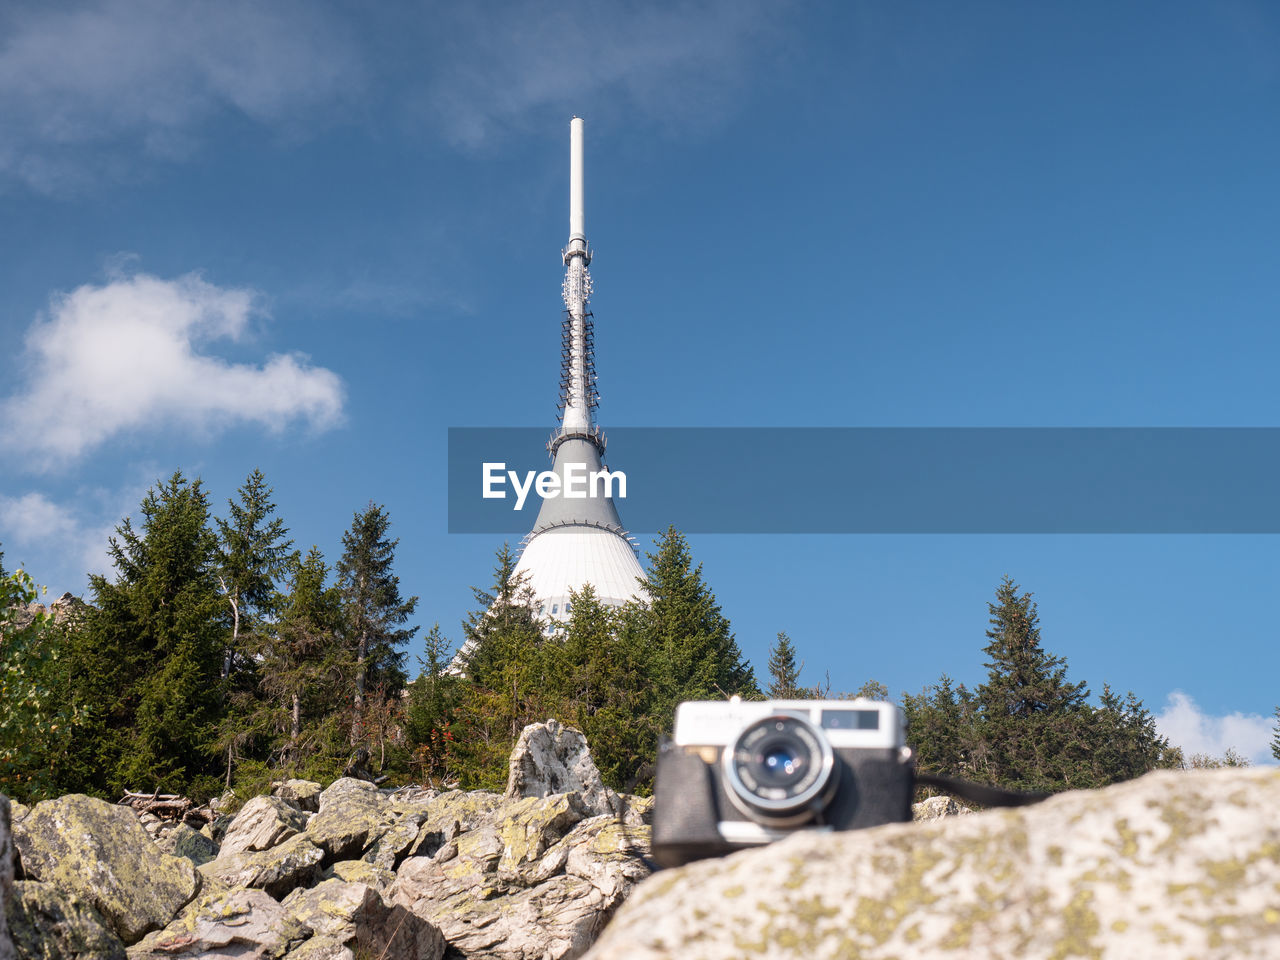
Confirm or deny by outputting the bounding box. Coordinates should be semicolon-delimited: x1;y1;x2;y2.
1;720;652;960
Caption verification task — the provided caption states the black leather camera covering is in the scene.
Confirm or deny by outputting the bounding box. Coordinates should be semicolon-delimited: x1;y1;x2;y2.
651;740;913;868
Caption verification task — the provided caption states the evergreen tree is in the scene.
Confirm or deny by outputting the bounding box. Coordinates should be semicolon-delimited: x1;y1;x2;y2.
452;546;548;789
336;503;418;743
631;527;759;719
1083;685;1175;786
252;547;349;774
1273;706;1280;763
766;631;803;698
405;624;463;787
975;577;1091;791
63;472;227;798
215;469;293;678
903;675;979;785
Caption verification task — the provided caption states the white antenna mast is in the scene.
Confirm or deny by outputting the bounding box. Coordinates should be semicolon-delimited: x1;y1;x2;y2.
559;116;596;437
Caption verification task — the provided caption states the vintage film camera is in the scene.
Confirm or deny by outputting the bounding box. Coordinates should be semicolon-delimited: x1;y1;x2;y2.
652;698;914;867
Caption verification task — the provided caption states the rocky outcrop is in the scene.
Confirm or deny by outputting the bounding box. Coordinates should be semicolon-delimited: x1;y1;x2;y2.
129;886;312;959
12;795;200;945
282;879;445;959
911;795;973;821
585;766;1280;960
219;796;309;858
506;719;619;818
7;881;125;960
1;720;652;960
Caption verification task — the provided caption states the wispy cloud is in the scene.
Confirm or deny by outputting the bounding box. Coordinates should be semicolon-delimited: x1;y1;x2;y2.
0;0;362;192
0;490;116;582
417;0;790;148
1155;690;1275;766
2;269;345;468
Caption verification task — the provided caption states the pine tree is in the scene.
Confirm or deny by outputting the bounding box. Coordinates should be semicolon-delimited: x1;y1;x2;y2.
405;624;462;786
903;675;979;785
766;632;802;698
336;503;419;744
632;526;759;719
64;472;228;798
215;469;293;679
1272;706;1280;763
975;576;1091;791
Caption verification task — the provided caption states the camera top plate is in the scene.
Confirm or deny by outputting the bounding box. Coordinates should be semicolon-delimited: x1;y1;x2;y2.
672;698;905;751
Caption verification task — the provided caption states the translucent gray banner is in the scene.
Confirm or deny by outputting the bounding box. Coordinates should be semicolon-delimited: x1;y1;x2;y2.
448;427;1280;533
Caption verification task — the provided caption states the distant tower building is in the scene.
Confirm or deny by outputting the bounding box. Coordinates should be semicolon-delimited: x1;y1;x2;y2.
512;117;647;630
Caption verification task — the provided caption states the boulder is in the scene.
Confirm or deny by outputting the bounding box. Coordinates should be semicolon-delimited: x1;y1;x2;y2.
305;779;391;860
154;824;219;868
6;880;126;960
0;797;14;960
404;790;503;859
198;834;323;900
128;886;311;959
912;795;973;821
390;791;652;960
328;859;396;890
282;879;444;960
13;795;199;945
506;720;619;817
272;781;322;814
361;809;428;871
219;796;309;858
584;766;1280;960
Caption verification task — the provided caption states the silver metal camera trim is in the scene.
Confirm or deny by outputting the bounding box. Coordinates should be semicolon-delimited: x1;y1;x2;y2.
721;713;838;824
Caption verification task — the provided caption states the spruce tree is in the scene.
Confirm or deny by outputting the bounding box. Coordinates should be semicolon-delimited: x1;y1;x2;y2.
632;526;759;719
1272;706;1280;763
452;545;548;788
215;469;293;678
254;547;349;774
64;472;227;797
766;631;802;698
406;624;462;786
336;503;419;743
975;576;1090;791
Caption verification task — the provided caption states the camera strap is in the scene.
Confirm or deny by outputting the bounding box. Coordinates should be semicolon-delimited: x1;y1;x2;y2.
914;771;1050;808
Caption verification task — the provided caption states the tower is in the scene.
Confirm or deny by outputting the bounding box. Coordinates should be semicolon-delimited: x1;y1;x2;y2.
510;117;647;630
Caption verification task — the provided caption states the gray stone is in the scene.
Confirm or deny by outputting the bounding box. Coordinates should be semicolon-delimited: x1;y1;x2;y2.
584;766;1280;960
272;781;322;814
282;879;444;960
154;823;219;868
306;779;391;860
219;796;309;858
506;720;620;817
128;886;311;959
7;880;126;960
327;859;396;890
13;795;199;945
198;834;323;900
912;795;974;821
1;796;13;960
283;936;353;960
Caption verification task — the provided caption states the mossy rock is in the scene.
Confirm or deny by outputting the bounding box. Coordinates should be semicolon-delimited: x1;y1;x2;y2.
13;795;199;945
306;780;390;861
6;880;126;960
153;824;218;868
129;886;312;959
198;834;323;900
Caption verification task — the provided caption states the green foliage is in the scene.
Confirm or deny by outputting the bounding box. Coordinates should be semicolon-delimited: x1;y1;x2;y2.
766;631;803;699
405;624;463;787
63;472;228;798
905;576;1176;796
630;526;759;716
0;570;90;801
337;503;419;727
1183;748;1250;769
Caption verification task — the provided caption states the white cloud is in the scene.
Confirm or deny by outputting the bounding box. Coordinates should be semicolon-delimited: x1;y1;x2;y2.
2;271;345;467
0;490;115;582
0;0;361;192
419;0;789;148
1155;690;1275;766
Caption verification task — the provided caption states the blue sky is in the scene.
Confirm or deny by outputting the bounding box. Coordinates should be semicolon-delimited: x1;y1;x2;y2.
0;0;1276;762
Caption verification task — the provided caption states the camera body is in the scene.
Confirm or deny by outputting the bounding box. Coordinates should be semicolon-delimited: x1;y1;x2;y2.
652;698;914;867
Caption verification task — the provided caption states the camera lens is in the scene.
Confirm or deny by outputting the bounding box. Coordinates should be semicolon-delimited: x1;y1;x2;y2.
724;714;836;823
